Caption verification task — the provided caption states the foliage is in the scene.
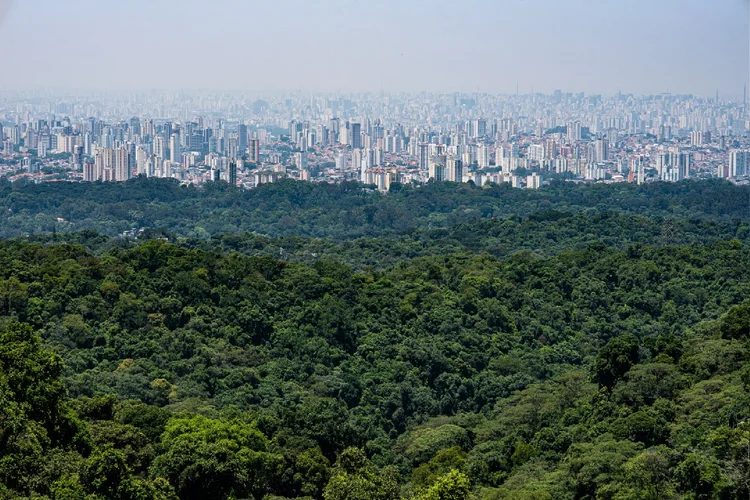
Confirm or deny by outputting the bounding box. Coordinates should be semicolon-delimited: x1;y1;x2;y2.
0;180;748;498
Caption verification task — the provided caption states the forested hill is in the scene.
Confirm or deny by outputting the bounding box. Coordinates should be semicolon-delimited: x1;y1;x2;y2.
0;179;749;499
0;238;749;499
0;177;747;239
20;210;750;270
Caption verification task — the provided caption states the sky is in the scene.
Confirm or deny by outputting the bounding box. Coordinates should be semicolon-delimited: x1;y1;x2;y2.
0;0;747;97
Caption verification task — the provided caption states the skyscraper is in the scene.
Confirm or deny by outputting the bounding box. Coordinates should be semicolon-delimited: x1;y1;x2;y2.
228;137;239;160
477;144;490;168
294;152;308;171
169;133;181;163
428;155;447;181
72;145;83;170
238;123;248;151
114;146;131;181
83;162;97;182
249;138;260;163
567;121;582;142
690;131;703;147
446;156;463;182
136;146;148;176
351;149;361;173
418;143;430;171
350;123;362;149
526;173;541;189
595;139;609;162
729;149;749;177
229;161;237;186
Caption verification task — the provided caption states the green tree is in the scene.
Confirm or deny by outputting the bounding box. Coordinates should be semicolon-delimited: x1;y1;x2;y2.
592;334;640;389
416;469;471;500
150;414;278;500
323;448;400;500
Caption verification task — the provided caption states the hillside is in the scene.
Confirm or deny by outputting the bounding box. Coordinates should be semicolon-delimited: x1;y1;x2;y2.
0;180;748;499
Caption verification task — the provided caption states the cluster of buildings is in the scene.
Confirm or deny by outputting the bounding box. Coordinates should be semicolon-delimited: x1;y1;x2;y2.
0;90;748;190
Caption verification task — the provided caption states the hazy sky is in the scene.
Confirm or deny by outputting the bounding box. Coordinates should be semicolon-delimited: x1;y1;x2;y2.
0;0;747;96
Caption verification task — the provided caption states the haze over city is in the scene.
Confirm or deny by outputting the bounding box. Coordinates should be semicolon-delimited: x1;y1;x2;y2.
0;0;748;96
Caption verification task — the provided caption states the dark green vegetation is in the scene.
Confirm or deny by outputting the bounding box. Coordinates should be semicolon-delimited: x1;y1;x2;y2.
1;177;747;239
0;178;749;499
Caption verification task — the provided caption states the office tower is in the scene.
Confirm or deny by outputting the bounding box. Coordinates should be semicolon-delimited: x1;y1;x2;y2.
129;117;141;139
83;132;92;155
729;149;749;177
595;139;609;162
169;133;181;163
126;142;137;174
114;146;131;181
162;122;173;143
350;123;362;149
249;138;260;163
238;123;248;151
229;161;237;185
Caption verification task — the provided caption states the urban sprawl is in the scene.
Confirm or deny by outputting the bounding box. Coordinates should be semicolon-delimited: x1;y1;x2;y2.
0;90;749;191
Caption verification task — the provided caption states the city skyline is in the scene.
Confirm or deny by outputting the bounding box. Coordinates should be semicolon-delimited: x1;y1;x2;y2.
1;88;747;191
0;0;747;97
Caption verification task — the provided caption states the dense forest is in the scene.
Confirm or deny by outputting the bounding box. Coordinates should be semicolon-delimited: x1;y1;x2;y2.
0;178;748;499
0;177;747;239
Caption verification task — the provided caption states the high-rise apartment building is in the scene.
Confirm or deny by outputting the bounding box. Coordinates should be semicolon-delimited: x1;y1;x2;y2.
446;156;463;182
729;149;749;177
418;143;429;171
249;138;260;163
114;146;131;181
83;162;97;182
